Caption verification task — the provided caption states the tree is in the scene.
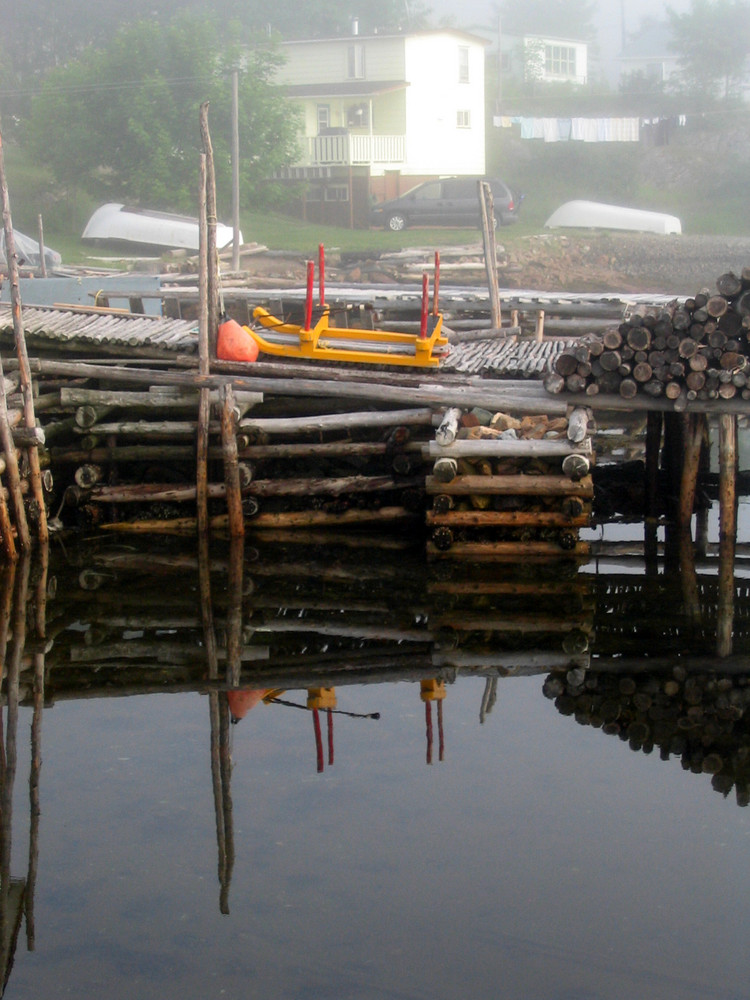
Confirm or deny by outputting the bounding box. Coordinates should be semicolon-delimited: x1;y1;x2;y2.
496;0;597;41
0;0;430;91
667;0;750;101
24;14;300;215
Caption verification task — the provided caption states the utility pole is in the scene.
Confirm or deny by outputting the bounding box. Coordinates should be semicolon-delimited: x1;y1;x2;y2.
231;68;240;273
496;15;502;113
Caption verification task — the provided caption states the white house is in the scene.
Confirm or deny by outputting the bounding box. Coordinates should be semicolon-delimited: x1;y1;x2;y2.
274;27;488;217
502;34;588;87
616;22;680;89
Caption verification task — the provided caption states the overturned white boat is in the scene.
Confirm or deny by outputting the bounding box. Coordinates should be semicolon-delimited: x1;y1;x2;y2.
82;203;241;252
545;200;681;235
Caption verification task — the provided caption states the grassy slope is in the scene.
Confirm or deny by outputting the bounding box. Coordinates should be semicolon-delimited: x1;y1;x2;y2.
4;119;747;266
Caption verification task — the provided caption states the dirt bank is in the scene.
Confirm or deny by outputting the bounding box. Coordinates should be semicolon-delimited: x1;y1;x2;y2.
499;233;750;296
237;233;750;298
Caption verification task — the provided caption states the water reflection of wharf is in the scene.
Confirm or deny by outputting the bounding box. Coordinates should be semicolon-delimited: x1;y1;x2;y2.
2;535;750;995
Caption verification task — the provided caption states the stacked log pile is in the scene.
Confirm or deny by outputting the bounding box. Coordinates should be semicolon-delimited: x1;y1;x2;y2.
425;404;594;561
7;360;440;534
544;664;750;807
545;269;750;408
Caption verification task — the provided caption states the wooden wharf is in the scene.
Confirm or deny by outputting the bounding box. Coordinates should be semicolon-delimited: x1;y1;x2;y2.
0;268;748;572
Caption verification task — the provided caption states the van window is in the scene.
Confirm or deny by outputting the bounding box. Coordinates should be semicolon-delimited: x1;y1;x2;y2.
441;178;475;199
412;182;442;201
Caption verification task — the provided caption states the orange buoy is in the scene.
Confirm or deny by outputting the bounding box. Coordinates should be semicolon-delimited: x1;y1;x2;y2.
227;688;268;723
217;317;259;363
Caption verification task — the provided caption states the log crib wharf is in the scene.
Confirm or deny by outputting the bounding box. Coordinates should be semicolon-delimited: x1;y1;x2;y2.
0;266;747;579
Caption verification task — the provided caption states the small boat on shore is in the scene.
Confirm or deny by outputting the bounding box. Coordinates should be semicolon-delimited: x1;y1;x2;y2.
82;203;240;252
545;200;681;235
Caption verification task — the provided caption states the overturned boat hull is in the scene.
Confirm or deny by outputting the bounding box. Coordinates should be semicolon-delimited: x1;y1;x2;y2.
82;203;240;252
545;200;681;235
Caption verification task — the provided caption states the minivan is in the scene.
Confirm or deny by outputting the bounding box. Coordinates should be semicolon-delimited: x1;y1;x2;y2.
370;176;521;231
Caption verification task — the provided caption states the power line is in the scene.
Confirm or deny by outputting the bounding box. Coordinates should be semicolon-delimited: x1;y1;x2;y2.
0;74;223;101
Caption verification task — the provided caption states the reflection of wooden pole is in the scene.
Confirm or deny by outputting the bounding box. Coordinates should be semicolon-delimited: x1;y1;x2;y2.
209;692;227;912
678;414;705;533
695;418;711;558
26;543;48;948
717;413;737;657
0;556;29;975
425;701;433;765
218;696;233;915
678;527;701;625
313;709;324;773
327;709;334;766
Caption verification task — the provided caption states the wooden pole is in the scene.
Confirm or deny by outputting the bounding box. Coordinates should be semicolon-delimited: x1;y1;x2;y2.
0;116;42;549
717;413;737;657
0;366;21;558
221;384;244;539
197;152;220;684
478;181;501;329
197;154;211;537
231;69;240;274
36;214;46;280
199;102;220;355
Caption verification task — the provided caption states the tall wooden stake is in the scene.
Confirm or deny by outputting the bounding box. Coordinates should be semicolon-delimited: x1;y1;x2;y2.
0;119;37;551
36;214;46;279
199;102;220;356
478;181;501;329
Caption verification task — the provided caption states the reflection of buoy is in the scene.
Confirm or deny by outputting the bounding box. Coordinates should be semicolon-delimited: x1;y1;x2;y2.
217;317;259;363
227;688;267;723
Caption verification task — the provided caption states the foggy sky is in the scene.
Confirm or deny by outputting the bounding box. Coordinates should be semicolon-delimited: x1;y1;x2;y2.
429;0;693;55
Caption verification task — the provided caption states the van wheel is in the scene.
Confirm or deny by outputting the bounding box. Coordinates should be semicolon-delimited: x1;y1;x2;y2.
387;213;406;232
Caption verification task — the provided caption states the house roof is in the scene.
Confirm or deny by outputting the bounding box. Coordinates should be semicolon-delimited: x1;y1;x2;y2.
281;80;409;99
281;28;489;47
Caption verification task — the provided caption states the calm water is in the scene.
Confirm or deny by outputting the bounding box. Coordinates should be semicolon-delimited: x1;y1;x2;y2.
2;516;750;1000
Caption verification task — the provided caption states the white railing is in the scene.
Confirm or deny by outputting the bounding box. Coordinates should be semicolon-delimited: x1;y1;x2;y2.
306;134;405;166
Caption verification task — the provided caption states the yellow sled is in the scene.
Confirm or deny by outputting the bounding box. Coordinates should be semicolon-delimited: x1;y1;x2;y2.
243;250;448;368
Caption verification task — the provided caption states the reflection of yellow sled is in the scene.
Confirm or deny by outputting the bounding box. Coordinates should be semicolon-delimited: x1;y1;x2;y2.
243;248;448;368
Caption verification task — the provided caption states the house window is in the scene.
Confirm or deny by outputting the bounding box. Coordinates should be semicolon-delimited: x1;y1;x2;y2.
347;43;365;79
317;105;330;133
324;185;350;202
456;109;471;128
347;103;370;129
545;45;577;77
458;46;470;83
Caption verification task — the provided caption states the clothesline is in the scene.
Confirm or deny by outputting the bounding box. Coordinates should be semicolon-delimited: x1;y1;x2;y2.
493;115;687;142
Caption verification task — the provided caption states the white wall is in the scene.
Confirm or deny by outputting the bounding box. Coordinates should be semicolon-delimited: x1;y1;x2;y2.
277;36;405;86
402;33;486;176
